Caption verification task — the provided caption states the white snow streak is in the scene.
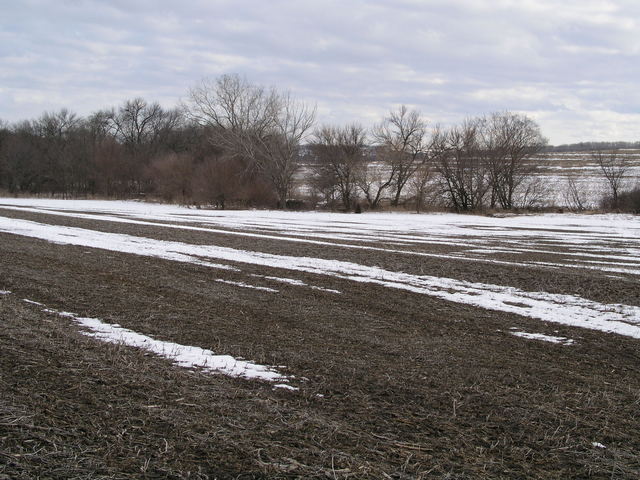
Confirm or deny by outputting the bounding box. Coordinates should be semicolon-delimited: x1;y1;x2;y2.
214;279;278;292
23;299;44;306
510;330;575;345
36;306;292;383
311;286;342;294
273;384;299;391
2;216;639;339
251;274;307;286
251;274;341;294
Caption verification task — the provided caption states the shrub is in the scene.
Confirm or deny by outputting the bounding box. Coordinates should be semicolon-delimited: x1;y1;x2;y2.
616;186;640;213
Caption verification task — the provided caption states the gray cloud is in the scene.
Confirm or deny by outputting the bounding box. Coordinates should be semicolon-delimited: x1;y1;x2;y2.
1;0;639;143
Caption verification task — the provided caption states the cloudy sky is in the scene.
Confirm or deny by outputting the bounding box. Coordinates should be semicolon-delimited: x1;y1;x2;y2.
1;0;639;144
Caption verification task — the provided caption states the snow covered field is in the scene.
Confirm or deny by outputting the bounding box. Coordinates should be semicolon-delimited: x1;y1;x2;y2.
295;151;640;208
1;199;639;341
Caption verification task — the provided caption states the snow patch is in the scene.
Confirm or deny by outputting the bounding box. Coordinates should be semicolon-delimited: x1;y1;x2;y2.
273;384;299;391
23;299;44;306
214;279;278;293
310;286;342;294
40;306;292;383
252;274;307;286
251;274;341;294
510;330;575;345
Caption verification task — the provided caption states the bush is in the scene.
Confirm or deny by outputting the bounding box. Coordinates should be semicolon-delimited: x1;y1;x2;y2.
616;187;640;213
285;199;306;210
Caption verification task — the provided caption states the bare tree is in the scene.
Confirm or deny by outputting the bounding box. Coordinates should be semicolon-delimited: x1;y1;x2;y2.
1;121;41;193
592;149;628;208
34;109;85;197
107;98;182;155
563;174;587;212
0;120;8;191
105;98;183;194
309;169;339;209
433;120;490;211
185;74;315;208
373;105;427;206
310;124;366;211
92;136;129;198
0;111;92;197
515;176;551;210
483;112;547;209
356;147;395;209
36;109;80;139
410;161;433;213
145;153;194;203
108;99;157;152
186;74;277;135
252;92;316;207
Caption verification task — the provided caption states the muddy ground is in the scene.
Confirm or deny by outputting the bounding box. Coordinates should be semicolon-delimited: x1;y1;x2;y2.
1;206;639;479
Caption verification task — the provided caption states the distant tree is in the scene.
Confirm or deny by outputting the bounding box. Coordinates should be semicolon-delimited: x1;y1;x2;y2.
547;141;640;153
373;105;427;206
615;186;640;213
592;149;628;208
310;124;367;211
191;154;275;209
90;128;130;198
483;112;547;209
34;109;83;196
308;176;338;209
145;153;194;203
86;110;112;142
0;110;94;197
515;176;551;210
356;147;395;210
191;154;234;208
105;98;183;194
107;98;181;154
410;161;433;213
185;74;315;208
432;121;490;211
2;121;41;193
252;92;316;207
563;174;588;211
0;120;9;190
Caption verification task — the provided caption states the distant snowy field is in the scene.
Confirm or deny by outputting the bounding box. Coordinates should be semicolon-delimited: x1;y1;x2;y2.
533;152;640;207
295;151;640;208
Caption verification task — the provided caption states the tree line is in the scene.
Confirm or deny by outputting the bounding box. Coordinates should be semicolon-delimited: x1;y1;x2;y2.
1;73;634;212
545;141;640;153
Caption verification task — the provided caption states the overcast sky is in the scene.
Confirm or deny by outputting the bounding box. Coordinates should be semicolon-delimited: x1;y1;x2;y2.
1;0;639;144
